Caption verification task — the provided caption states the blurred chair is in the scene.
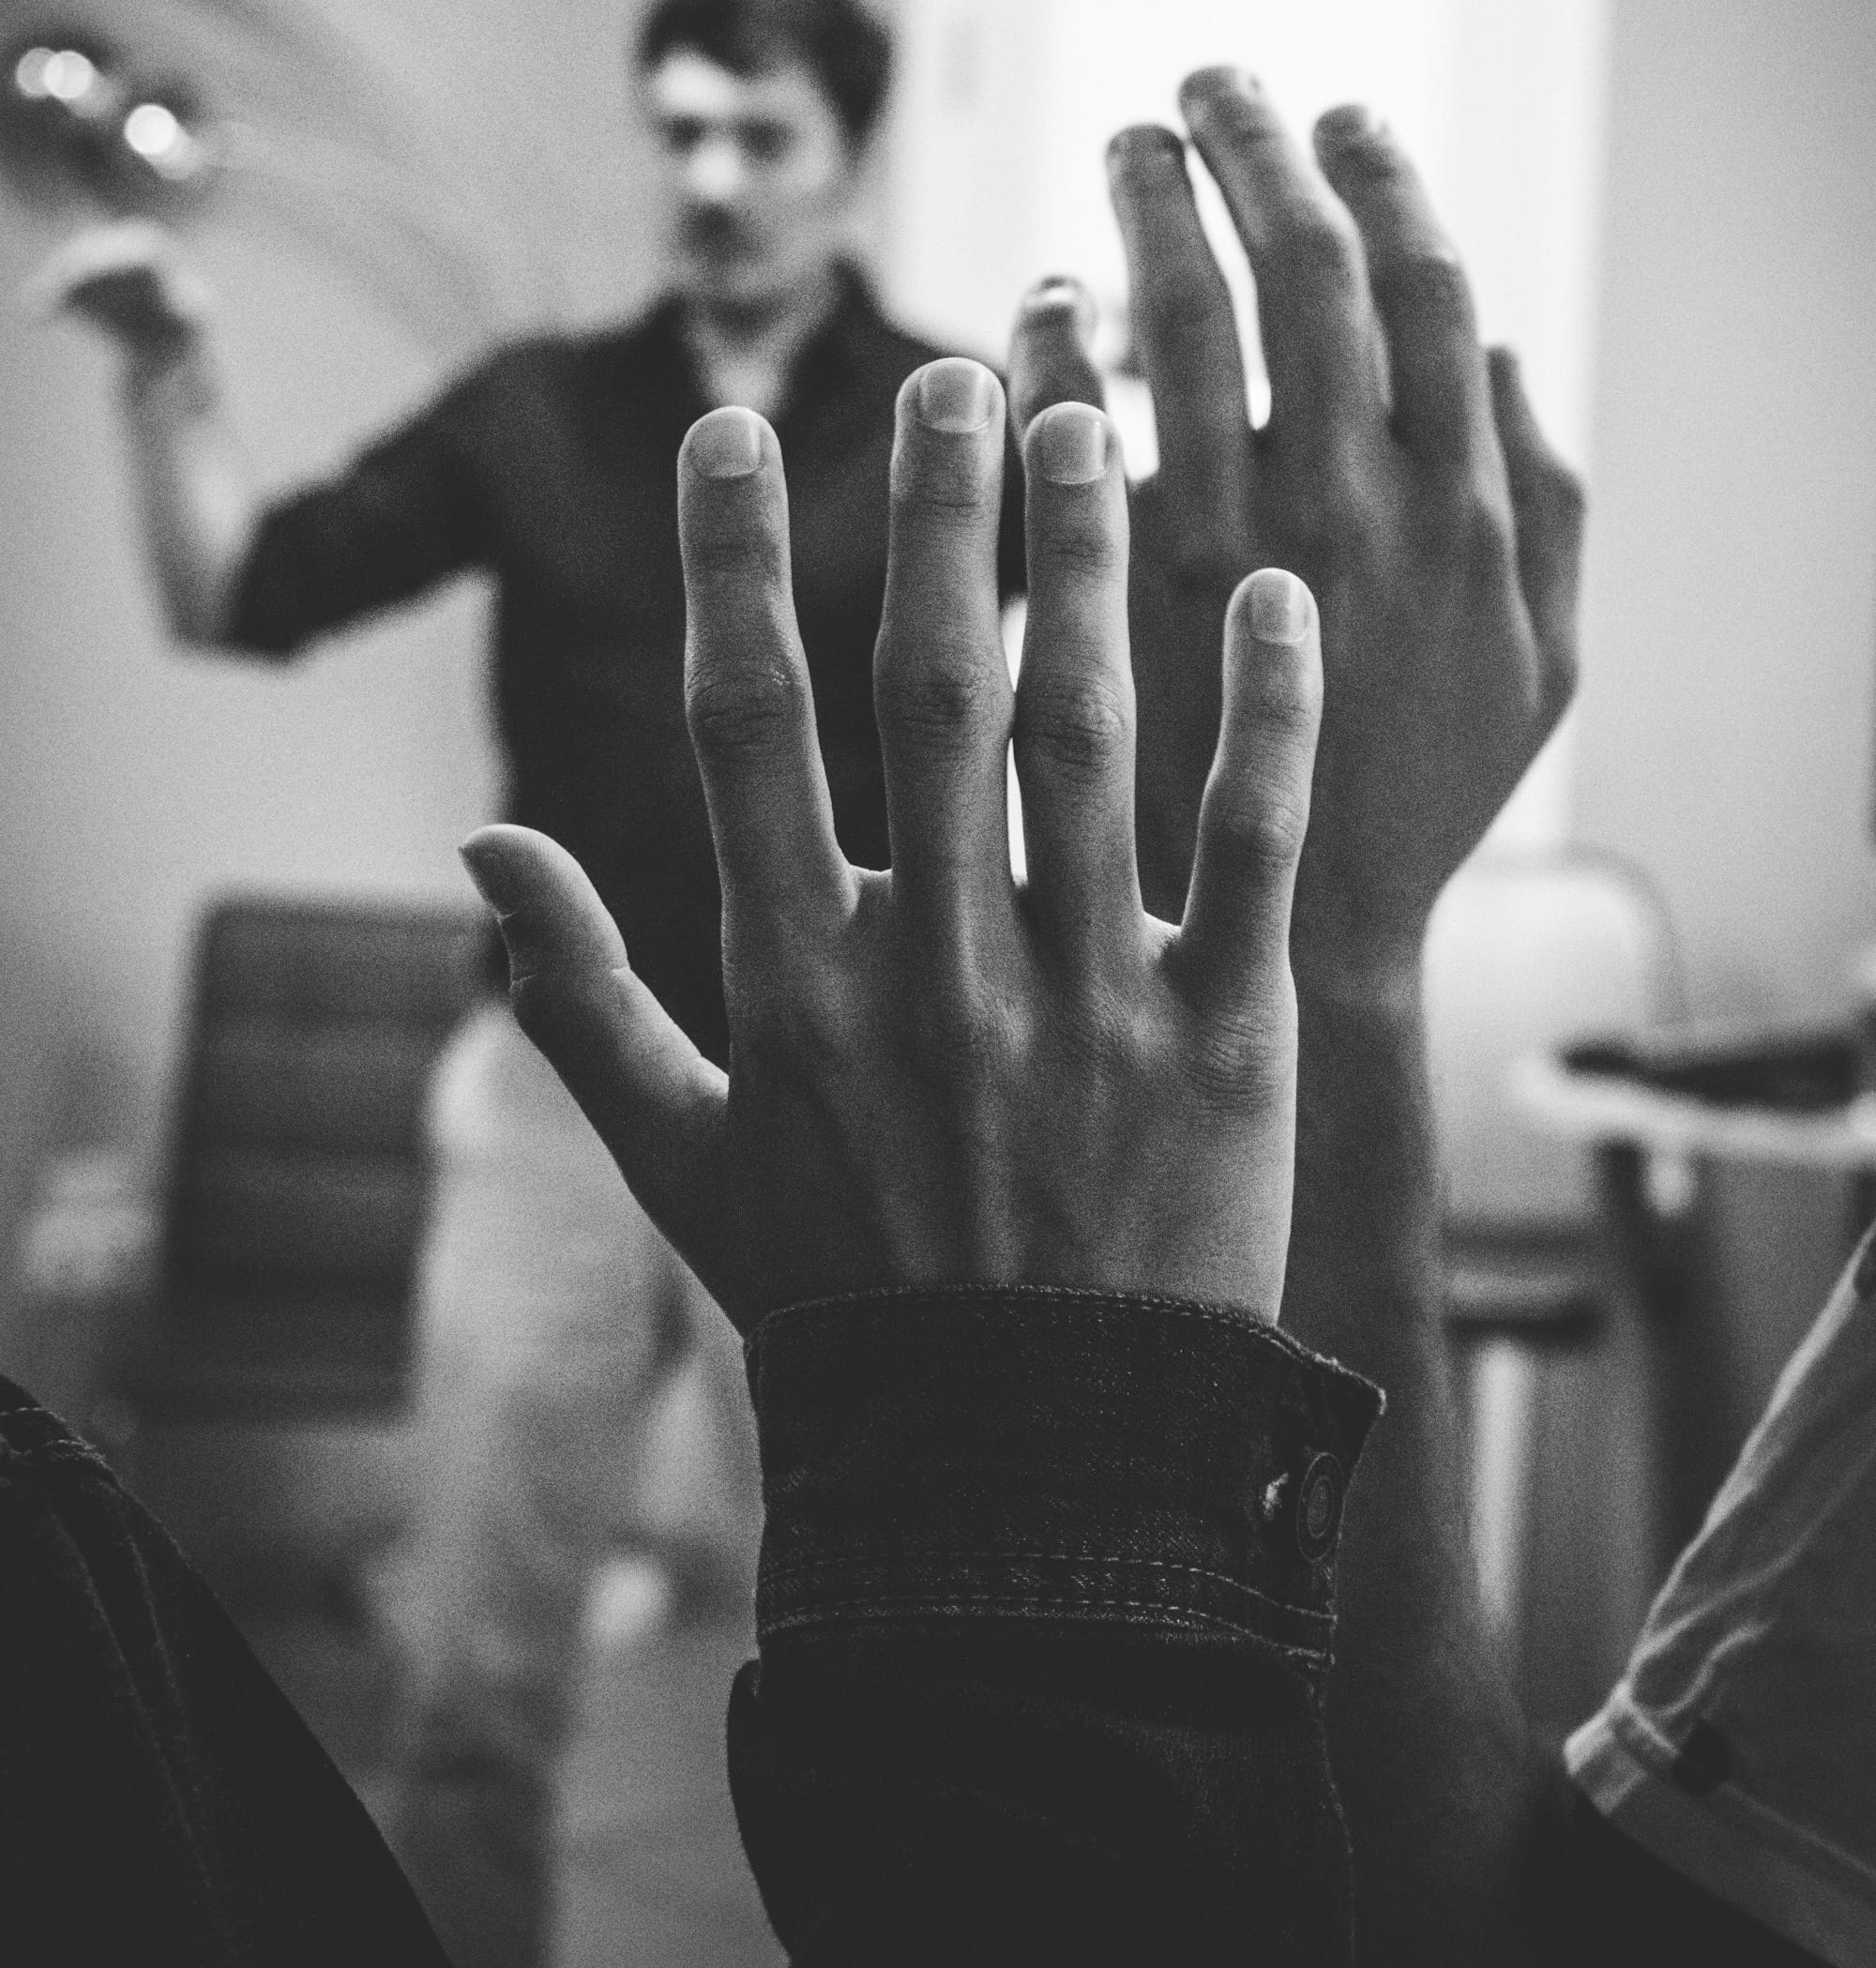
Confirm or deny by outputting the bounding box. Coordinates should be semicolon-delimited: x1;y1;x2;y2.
1424;847;1685;1733
17;894;484;1590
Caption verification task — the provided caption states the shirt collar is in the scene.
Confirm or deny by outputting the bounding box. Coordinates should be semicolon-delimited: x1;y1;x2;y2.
638;260;888;425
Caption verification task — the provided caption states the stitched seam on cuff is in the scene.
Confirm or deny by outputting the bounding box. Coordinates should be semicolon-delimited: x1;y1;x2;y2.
762;1547;1334;1633
758;1551;1336;1656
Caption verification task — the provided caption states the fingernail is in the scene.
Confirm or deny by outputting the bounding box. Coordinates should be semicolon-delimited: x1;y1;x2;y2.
1317;103;1382;148
917;357;995;433
1023;276;1081;314
1246;568;1309;644
1107;125;1186;174
1036;403;1108;485
688;406;764;478
1183;65;1260;105
1023;275;1097;341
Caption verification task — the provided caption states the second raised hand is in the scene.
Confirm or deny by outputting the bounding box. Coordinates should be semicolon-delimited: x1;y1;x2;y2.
1007;70;1584;963
460;357;1324;1334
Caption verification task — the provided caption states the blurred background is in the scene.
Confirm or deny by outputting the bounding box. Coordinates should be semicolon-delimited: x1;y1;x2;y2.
1;0;1874;1959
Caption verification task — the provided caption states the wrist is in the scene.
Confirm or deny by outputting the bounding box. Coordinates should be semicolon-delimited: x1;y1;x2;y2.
121;325;211;406
1287;881;1429;1012
1290;933;1423;1023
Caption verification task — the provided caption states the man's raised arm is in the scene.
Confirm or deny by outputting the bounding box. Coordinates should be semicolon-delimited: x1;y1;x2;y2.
1008;71;1585;1962
35;222;258;645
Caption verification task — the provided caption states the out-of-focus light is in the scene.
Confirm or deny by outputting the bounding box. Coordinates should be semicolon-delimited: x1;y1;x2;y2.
124;102;179;159
41;50;98;104
13;47;55;99
125;101;179;159
122;99;210;184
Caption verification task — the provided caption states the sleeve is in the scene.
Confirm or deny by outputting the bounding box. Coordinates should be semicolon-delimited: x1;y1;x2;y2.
727;1284;1384;1967
227;364;499;658
1544;1224;1876;1968
0;1378;452;1968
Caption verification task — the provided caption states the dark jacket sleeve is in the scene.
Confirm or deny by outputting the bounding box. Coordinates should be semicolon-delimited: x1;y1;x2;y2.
0;1379;451;1968
228;363;499;658
728;1284;1384;1967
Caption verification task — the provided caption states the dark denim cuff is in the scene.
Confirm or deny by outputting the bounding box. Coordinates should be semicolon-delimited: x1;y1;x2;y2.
747;1285;1384;1666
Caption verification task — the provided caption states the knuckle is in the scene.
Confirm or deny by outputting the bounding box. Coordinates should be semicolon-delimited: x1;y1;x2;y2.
1137;286;1236;372
1323;128;1404;191
895;444;997;519
1269;469;1387;575
734;961;849;1069
1207;788;1309;877
1383;249;1475;328
1018;674;1131;780
911;977;1024;1083
686;663;802;763
1188;1007;1294;1106
1547;462;1589;528
1539;639;1581;722
1031;515;1120;580
1456;493;1518;583
1273;208;1363;292
1247;654;1324;735
875;642;1002;749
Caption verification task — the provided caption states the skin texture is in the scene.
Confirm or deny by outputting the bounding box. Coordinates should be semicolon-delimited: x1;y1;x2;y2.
1005;70;1585;1963
458;361;1325;1337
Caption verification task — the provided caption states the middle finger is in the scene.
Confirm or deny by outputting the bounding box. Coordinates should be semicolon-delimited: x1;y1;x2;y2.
1014;401;1141;972
874;358;1016;938
1179;67;1385;462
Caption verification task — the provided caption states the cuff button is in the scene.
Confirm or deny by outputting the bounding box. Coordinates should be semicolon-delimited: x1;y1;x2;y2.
1295;1451;1345;1564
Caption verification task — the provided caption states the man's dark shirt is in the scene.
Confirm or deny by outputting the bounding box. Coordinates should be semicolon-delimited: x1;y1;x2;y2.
229;269;1023;1064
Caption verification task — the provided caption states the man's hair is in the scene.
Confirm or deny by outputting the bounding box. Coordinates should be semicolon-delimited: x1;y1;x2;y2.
635;0;893;151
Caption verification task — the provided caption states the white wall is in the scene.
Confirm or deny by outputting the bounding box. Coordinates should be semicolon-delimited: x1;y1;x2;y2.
1572;0;1876;1022
0;0;664;1359
885;0;1610;465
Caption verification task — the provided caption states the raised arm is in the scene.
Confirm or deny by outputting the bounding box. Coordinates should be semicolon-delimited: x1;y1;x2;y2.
38;223;258;646
459;363;1382;1961
1008;73;1584;1961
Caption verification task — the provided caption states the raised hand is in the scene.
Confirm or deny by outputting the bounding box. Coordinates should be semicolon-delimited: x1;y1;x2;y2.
29;220;210;364
1009;71;1583;976
460;358;1324;1332
1007;76;1592;1957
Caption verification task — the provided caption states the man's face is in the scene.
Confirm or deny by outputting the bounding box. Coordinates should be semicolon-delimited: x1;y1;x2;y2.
646;51;860;311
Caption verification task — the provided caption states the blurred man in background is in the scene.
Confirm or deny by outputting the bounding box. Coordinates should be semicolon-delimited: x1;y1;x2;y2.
41;1;1020;1961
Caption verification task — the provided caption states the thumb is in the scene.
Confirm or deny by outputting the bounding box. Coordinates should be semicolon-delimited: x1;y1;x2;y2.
460;825;730;1294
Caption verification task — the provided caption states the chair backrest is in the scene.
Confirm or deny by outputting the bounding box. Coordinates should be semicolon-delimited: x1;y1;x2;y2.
163;897;486;1314
1424;848;1686;1237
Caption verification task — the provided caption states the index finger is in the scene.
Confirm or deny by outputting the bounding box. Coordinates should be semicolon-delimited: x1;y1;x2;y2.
679;407;854;948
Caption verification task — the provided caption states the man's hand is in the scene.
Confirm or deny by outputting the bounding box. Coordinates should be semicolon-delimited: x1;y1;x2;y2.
1007;74;1588;1958
1009;71;1583;976
459;358;1323;1333
29;220;209;365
